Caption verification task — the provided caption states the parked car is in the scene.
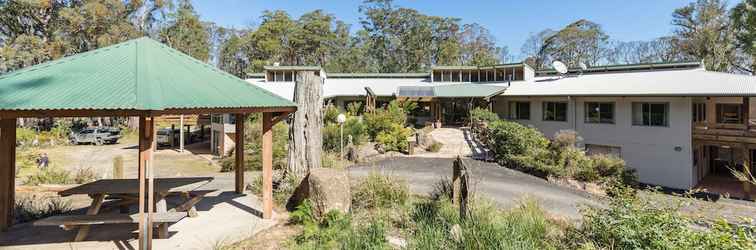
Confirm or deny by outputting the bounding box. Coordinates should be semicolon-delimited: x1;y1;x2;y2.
70;127;121;145
156;128;175;146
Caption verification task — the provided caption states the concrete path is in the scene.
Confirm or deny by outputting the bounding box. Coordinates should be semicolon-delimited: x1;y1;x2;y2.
416;127;488;159
1;182;276;250
349;157;603;220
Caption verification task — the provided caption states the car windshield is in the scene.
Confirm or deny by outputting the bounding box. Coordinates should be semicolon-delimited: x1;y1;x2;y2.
157;130;170;136
80;129;94;134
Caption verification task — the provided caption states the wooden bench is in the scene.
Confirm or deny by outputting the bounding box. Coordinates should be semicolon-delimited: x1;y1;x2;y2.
34;212;187;241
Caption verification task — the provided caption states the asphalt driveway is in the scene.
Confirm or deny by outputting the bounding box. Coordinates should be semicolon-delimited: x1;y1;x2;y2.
349;157;603;220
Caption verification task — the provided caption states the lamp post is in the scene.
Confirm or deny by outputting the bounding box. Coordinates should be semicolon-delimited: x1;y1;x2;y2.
337;113;346;160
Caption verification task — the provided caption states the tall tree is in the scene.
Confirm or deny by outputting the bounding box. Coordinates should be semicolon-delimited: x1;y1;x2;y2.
359;0;463;72
539;19;610;68
607;37;689;64
159;1;210;62
521;29;555;69
672;0;735;72
459;23;503;66
731;0;756;74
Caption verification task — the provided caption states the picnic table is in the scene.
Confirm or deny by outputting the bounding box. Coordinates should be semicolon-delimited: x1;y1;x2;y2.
35;177;215;241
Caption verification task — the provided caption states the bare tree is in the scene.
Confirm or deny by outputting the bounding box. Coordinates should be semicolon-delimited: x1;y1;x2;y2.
286;71;323;180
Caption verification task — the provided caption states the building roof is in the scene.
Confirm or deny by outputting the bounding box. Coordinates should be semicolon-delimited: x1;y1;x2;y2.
262;65;322;71
0;37;295;113
327;73;429;78
535;61;702;76
432;84;507;98
504;68;756;97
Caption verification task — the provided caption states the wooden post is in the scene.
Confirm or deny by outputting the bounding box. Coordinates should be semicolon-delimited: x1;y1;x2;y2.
138;116;156;250
744;97;750;128
0;118;16;231
262;112;274;219
452;157;461;206
179;115;184;152
235;114;245;194
706;97;716;128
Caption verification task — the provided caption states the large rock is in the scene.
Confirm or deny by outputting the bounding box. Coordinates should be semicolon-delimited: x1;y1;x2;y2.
307;168;351;219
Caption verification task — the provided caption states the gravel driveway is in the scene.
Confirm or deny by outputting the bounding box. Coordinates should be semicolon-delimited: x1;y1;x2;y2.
349;157;603;220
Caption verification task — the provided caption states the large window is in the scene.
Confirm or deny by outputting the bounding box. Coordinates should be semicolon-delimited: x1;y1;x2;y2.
585;102;614;124
716;103;743;124
632;102;669;126
693;103;706;123
509;101;530;120
543;102;568;122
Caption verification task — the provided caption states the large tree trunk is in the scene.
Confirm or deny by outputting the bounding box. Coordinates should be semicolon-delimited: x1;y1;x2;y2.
286;71;323;180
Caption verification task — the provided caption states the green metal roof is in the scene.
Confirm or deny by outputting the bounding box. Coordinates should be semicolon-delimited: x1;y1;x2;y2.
433;84;506;98
327;72;429;78
0;37;295;112
395;84;506;98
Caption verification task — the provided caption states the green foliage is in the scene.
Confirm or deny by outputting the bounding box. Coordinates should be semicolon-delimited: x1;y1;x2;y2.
15;127;36;147
486;120;550;170
248;173;300;206
427;141;443;152
23;167;73;186
364;100;409;139
565;186;756;250
220;115;288;172
352;172;409;209
673;0;737;72
731;0;756;73
409;197;560;249
290;199;389;250
323;116;368;153
470;107;500;124
375;123;412;152
159;1;211;62
486;121;636;184
73;167;98;184
14;195;72;224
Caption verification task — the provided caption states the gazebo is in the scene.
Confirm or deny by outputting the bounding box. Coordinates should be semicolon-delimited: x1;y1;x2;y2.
0;37;296;248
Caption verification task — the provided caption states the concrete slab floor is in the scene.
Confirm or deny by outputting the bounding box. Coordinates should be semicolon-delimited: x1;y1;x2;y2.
0;189;276;250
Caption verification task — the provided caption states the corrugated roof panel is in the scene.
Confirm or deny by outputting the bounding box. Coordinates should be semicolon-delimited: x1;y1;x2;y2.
397;86;434;97
0;37;296;111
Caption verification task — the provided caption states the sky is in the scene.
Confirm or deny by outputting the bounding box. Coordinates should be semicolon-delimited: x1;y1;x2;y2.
190;0;713;60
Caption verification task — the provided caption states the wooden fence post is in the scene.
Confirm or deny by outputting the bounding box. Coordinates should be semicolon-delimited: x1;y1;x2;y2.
452;157;461;206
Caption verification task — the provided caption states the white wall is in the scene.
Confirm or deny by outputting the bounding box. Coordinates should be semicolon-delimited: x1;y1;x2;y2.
493;96;694;189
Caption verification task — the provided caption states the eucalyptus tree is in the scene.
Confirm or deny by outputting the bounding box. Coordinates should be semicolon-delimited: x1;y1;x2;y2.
672;0;735;72
731;0;756;74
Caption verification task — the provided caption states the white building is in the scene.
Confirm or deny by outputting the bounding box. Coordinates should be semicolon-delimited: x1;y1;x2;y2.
213;61;756;192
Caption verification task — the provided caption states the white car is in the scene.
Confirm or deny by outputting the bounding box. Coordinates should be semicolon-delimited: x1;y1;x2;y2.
156;129;174;146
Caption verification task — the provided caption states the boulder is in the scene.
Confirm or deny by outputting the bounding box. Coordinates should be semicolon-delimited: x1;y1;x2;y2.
307;168;351;219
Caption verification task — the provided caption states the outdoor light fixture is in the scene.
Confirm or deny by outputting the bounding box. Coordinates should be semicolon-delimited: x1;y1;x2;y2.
337;113;347;160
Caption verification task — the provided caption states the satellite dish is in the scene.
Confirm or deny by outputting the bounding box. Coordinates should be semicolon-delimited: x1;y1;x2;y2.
552;61;568;74
579;62;588;71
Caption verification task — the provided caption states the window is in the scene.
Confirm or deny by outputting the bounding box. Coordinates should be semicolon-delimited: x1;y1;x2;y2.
585;102;614;124
693;103;706;123
585;144;621;157
632;102;669;126
543;102;568;122
509;101;530;120
716;104;743;124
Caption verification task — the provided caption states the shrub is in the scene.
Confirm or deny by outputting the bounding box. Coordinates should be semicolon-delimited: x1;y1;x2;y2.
24;167;73;185
220;116;288;172
486;120;550;169
551;129;582;149
364;100;409;139
565;186;755;250
427;141;443;152
323;116;368;153
346;102;363;116
409;197;560;249
16;127;36;147
248;173;299;206
290;200;389;250
375;124;412;152
429;177;453;201
323;104;341;124
73;167;98;184
352;172;409;209
14;195;72;224
470;107;500;124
